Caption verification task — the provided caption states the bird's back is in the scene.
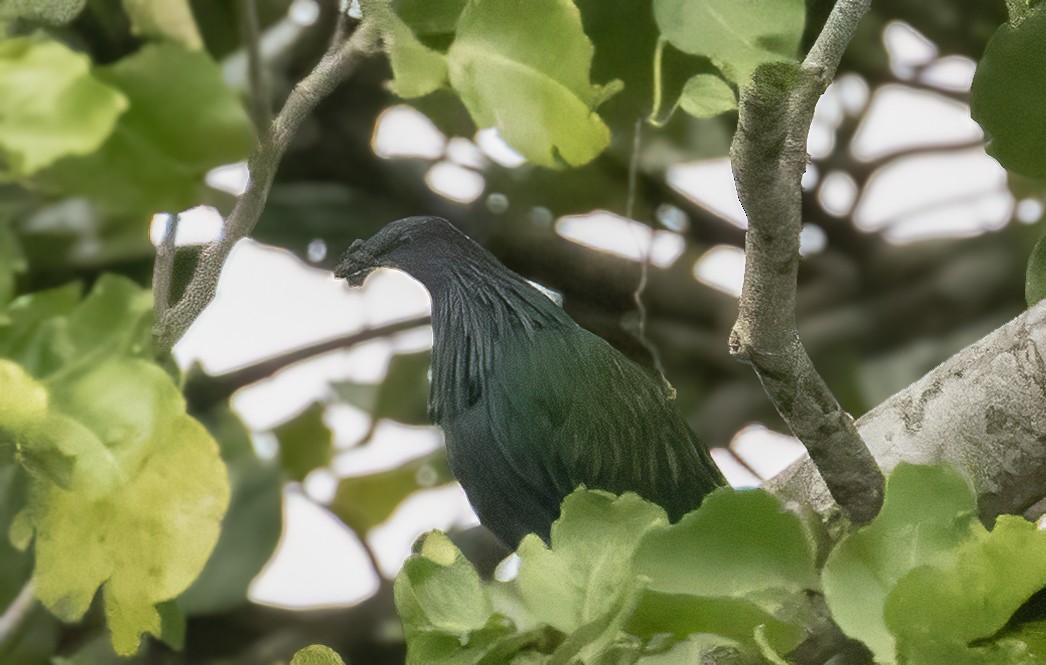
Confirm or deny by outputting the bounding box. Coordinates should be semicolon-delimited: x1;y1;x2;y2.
439;321;725;547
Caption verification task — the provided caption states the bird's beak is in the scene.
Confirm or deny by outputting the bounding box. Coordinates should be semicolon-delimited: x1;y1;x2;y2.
334;238;376;287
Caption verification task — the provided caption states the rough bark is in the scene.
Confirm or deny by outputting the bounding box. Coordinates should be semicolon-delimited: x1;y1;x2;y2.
768;299;1046;535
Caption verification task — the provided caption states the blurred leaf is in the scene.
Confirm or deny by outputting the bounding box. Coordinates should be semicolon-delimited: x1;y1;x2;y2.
393;0;466;36
291;645;347;665
635;488;819;600
333;350;432;431
822;463;979;661
654;0;805;85
677;74;737;118
0;0;85;23
0;282;81;375
381;8;449;99
179;406;282;615
0;464;32;607
15;359;229;655
1027;231;1046;306
331;449;452;534
274;402;333;482
121;0;204;50
0;604;61;665
0;221;27;305
0;37;127;176
446;0;620;168
37;42;254;218
885;515;1046;663
635;634;751;664
190;0;294;57
515;491;665;633
971;4;1046;179
50;635;139;665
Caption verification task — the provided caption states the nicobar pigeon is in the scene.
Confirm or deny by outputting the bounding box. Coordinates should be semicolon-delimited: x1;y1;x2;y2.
335;216;725;547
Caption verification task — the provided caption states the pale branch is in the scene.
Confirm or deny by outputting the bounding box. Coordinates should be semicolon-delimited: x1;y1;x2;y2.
728;0;884;524
768;300;1046;537
0;580;35;647
238;0;272;131
151;212;178;324
154;20;381;353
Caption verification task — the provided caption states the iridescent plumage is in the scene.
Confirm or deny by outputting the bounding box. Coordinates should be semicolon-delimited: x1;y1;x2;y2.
336;216;724;546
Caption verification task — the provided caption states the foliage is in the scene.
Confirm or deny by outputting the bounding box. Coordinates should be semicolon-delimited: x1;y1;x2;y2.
0;0;1044;662
369;0;771;168
0;276;230;655
397;465;1046;664
971;1;1046;180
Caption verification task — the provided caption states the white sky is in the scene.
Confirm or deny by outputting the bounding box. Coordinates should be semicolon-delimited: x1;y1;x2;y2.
165;18;1038;609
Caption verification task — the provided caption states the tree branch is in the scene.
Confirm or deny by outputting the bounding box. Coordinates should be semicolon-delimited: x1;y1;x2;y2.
729;0;884;523
0;580;35;647
183;315;431;410
152;212;178;324
769;300;1046;537
238;0;272;132
154;19;381;353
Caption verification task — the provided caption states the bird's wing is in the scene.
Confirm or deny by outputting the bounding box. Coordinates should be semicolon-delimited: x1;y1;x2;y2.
485;326;723;521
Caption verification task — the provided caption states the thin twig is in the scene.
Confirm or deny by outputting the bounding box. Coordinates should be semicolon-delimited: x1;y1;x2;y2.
154;20;380;353
152;213;179;327
0;580;35;647
729;0;884;524
184;315;431;410
238;0;272;131
625;117;667;375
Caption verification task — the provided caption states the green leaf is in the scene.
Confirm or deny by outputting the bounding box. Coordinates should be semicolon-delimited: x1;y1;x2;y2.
885;516;1046;662
0;0;85;24
678;74;737;118
37;42;254;217
393;0;467;36
0;463;32;608
1028;231;1046;306
635;488;818;600
0;274;151;381
291;645;347;665
0;221;27;305
274;402;333;482
333;349;433;435
653;0;805;85
627;591;802;657
0;37;127;176
331;449;453;535
971;4;1046;180
121;0;204;50
515;490;666;634
446;0;619;167
384;11;450;98
179;406;282;615
17;359;230;655
636;634;752;664
397;530;492;634
821;463;978;662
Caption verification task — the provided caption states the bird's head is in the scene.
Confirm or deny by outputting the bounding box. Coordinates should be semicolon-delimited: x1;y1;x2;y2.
334;216;467;288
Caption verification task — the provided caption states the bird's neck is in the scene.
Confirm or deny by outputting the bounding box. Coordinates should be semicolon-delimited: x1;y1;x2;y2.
427;263;571;422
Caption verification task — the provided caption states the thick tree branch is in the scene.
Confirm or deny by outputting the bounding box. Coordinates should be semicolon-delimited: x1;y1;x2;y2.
769;300;1046;536
154;20;380;353
729;0;883;524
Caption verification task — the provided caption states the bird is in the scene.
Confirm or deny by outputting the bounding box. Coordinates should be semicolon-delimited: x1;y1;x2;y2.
335;216;725;547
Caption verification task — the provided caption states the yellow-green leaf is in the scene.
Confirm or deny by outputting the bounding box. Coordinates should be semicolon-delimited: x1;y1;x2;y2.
0;37;127;176
121;0;203;50
18;359;229;655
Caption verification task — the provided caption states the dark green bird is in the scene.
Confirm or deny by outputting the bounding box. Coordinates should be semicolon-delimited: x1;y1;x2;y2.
335;216;725;547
